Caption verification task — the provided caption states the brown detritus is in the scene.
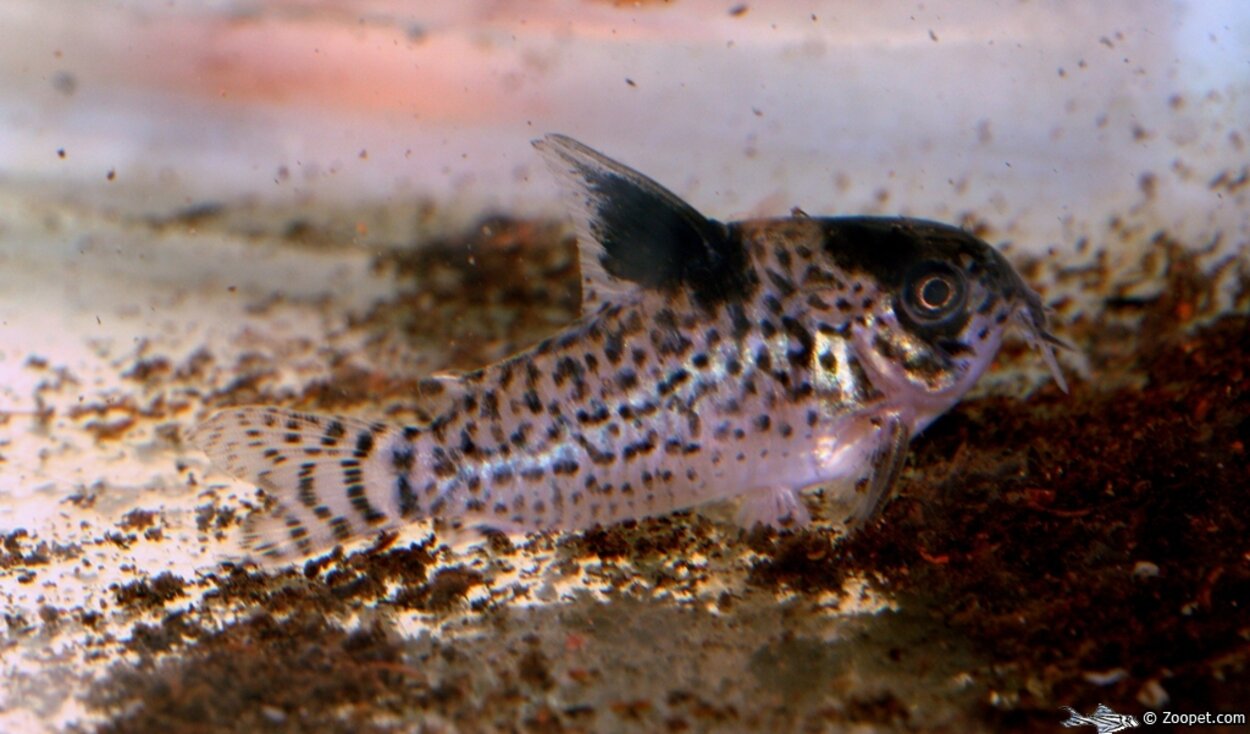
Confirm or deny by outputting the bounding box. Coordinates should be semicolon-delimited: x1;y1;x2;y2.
319;541;435;603
121;356;172;382
390;566;483;611
174;347;215;381
194;502;238;536
79;609;104;630
113;572;188;611
124;612;203;656
518;646;556;691
573;525;633;560
83;414;138;442
1;530;77;570
745;530;843;594
560;513;710;566
91;613;412;734
116;508;158;532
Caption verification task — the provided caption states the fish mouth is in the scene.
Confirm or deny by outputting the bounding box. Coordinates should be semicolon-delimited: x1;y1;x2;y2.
1013;294;1072;393
982;246;1072;392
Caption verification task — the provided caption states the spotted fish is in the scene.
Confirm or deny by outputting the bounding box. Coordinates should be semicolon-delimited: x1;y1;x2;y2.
195;134;1068;564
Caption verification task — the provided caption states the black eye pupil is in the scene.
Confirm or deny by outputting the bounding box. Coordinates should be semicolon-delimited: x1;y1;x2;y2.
900;262;967;326
919;276;952;310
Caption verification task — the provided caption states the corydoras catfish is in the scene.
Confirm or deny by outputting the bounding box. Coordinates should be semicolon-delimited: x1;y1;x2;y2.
196;134;1068;564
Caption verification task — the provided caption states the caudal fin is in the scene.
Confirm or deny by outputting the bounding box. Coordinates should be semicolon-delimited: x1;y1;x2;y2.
193;406;405;564
1059;707;1087;728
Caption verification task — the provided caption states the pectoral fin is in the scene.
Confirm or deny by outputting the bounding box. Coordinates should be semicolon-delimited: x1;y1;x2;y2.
847;414;911;524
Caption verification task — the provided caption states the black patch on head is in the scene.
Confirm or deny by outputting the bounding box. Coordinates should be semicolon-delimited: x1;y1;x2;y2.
576;163;753;308
820;217;980;285
820;217;996;340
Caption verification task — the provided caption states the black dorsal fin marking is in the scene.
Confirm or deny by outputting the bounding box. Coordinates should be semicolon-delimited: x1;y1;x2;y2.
534;134;752;311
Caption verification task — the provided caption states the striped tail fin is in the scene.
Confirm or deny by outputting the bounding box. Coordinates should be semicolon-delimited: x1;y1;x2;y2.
193;406;409;564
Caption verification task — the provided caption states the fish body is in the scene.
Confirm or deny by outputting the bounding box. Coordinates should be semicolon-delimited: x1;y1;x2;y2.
196;134;1067;564
1060;704;1141;733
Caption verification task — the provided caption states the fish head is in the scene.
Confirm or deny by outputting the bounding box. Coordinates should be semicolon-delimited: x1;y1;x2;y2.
811;217;1067;422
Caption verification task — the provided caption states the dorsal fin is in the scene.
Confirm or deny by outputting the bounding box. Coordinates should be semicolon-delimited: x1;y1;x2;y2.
533;134;751;311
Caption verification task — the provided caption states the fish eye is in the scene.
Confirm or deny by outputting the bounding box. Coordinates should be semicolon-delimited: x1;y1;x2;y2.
901;262;967;323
